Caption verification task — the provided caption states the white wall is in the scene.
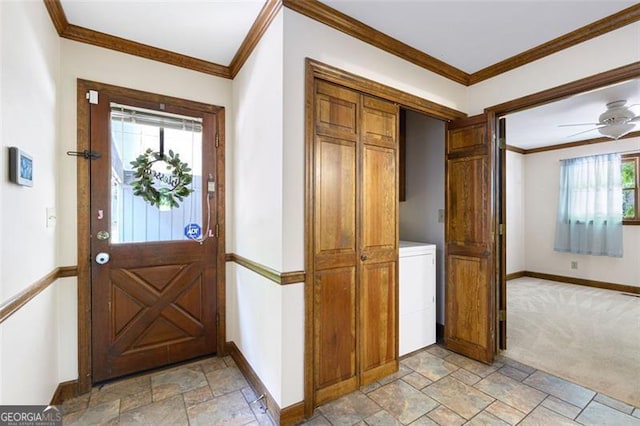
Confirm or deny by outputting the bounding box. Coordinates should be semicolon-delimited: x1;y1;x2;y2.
231;13;283;271
55;39;232;384
229;11;289;406
399;110;446;324
468;22;640;115
524;137;640;286
506;150;526;274
0;0;60;404
0;1;3;403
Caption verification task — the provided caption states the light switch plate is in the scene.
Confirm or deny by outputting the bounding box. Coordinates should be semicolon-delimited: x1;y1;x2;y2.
438;209;445;223
46;207;56;228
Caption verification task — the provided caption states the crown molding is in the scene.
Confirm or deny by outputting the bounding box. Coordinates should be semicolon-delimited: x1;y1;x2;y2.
283;0;470;86
487;62;640;116
468;4;640;85
517;130;640;155
284;1;640;87
43;0;640;85
63;24;231;78
230;0;283;78
43;0;68;35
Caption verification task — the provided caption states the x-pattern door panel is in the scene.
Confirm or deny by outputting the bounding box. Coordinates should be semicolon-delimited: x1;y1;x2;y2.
110;263;204;353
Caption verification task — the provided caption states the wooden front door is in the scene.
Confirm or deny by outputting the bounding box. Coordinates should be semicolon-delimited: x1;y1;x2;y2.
444;114;496;364
90;90;220;382
311;80;398;406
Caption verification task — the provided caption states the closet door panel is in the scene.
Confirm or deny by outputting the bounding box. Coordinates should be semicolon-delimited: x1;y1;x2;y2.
362;96;397;149
360;261;397;384
316;80;359;140
359;96;399;384
314;267;357;404
361;145;397;258
313;80;360;403
314;136;357;270
310;83;399;407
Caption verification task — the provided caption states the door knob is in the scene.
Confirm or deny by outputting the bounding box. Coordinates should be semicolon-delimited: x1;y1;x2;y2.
95;252;110;265
360;254;368;261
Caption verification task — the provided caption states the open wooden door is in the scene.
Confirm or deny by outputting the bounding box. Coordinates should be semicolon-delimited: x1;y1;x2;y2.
444;114;496;364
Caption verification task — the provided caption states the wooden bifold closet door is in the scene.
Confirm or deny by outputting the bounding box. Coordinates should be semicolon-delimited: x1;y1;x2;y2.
312;80;399;406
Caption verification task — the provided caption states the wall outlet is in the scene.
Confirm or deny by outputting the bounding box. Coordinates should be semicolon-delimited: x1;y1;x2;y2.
571;261;578;270
438;209;445;223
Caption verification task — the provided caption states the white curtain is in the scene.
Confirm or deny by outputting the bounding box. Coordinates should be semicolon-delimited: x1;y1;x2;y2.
554;153;623;257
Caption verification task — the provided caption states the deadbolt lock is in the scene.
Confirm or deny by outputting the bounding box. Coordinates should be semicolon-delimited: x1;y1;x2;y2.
96;230;110;240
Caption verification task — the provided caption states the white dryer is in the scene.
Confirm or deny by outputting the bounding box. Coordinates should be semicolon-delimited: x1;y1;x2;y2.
399;241;436;356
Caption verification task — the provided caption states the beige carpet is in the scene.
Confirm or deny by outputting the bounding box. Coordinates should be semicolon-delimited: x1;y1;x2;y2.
503;277;640;407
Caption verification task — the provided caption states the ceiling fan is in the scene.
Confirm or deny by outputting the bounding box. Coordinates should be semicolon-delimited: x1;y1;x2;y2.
560;100;640;140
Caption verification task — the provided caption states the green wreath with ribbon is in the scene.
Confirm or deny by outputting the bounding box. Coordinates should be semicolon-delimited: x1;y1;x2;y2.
130;148;194;209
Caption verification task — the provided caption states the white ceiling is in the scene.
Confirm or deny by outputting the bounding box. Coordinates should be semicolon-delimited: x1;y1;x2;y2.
506;79;640;149
322;1;636;74
58;0;639;148
61;0;265;65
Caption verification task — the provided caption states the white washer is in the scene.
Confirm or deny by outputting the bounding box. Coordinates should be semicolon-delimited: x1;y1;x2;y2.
399;241;436;356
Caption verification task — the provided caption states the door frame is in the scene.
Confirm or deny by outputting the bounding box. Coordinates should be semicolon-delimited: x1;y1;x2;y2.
485;62;640;350
304;59;466;415
75;79;226;393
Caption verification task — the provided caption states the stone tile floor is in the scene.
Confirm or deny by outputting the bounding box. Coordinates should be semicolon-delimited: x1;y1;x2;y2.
61;345;640;425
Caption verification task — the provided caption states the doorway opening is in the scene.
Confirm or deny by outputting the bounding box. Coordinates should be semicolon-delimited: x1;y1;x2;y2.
398;108;446;350
491;64;640;406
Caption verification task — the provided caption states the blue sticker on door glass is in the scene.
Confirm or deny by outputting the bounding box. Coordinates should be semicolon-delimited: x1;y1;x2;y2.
184;223;202;239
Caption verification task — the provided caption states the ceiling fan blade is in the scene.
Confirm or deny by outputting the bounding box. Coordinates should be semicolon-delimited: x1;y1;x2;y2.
566;126;605;138
558;123;601;127
629;115;640;123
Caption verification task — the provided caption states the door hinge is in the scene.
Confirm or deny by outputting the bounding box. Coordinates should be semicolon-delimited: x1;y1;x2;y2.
215;133;219;148
499;224;505;235
215;223;219;238
216;313;220;327
499;310;506;321
499;137;506;150
86;90;98;105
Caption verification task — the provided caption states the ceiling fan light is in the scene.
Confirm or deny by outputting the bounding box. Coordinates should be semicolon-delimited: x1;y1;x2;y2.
597;122;635;140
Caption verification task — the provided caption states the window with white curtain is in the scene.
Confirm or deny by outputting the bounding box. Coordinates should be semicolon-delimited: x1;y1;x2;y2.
554;153;623;257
